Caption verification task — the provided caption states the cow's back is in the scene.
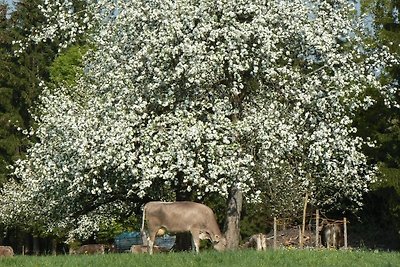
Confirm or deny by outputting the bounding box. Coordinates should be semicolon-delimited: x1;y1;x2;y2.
0;246;14;257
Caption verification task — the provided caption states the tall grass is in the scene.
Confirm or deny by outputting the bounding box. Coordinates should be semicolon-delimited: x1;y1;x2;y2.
0;249;399;267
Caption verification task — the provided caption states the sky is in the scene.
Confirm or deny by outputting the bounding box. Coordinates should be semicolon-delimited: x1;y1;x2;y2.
2;0;15;17
5;0;16;10
0;0;373;30
2;0;364;13
2;0;363;12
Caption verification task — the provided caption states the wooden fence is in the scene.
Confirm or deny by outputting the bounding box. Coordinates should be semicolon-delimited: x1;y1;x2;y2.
271;210;348;249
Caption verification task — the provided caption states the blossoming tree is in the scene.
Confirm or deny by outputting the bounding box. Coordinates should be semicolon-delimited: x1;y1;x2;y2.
1;0;398;247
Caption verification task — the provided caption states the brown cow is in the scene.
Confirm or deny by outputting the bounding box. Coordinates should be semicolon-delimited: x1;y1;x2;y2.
75;244;105;254
141;201;226;254
0;246;14;257
321;220;343;249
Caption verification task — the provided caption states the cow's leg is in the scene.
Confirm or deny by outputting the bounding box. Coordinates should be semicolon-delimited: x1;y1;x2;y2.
324;228;331;249
256;234;262;251
148;231;156;255
261;234;267;251
148;239;154;255
190;230;200;253
332;230;337;249
329;229;334;249
141;230;148;246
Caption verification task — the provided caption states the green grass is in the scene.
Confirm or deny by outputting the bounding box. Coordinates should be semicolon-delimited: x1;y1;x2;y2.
0;249;399;267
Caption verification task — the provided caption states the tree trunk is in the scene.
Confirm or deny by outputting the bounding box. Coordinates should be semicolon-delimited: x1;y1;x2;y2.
224;186;243;250
32;235;40;255
51;239;57;256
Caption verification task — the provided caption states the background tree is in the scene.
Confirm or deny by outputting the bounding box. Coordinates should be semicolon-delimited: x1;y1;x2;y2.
49;45;90;88
0;0;59;253
0;0;60;185
0;2;21;186
349;0;400;249
0;0;88;253
0;0;398;249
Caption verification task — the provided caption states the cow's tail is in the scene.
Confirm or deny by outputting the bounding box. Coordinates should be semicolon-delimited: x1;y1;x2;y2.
141;204;148;245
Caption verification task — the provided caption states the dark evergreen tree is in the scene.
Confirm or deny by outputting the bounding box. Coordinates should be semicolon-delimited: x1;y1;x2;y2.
0;0;86;253
0;2;26;185
352;0;400;250
0;0;88;185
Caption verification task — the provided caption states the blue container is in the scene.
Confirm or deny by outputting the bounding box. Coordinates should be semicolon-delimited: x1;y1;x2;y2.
115;232;142;251
155;234;176;250
114;231;176;252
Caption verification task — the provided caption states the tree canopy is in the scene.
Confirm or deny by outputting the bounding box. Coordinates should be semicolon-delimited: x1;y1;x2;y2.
0;0;398;242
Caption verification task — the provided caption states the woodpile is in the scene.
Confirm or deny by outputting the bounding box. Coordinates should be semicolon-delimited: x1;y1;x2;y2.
271;228;315;248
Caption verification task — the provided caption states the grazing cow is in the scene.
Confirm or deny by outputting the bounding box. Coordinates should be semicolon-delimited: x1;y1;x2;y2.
141;201;226;254
242;233;267;251
0;246;14;257
321;220;343;249
75;244;105;254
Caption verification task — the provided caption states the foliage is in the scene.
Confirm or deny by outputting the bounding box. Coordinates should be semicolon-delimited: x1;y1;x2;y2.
356;0;400;239
49;45;90;87
0;2;88;246
0;0;399;241
0;0;59;185
96;215;141;244
0;250;399;267
0;3;24;185
239;202;272;240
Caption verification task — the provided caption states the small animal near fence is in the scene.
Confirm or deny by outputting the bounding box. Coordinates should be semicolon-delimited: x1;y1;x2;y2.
245;210;348;250
315;210;348;249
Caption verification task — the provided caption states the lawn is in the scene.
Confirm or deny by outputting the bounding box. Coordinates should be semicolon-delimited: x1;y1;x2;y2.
0;249;399;267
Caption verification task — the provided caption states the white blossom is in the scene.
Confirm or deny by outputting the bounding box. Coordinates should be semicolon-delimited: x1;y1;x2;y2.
1;0;398;238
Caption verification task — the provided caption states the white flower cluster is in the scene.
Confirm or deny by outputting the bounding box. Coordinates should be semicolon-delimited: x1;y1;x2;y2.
1;0;398;239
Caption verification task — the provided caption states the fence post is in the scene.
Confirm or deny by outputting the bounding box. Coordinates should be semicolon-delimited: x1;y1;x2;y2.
273;217;277;250
315;209;319;248
343;217;348;249
299;226;303;248
302;193;308;235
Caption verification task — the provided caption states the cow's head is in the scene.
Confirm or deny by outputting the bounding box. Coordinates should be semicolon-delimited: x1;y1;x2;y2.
199;231;226;251
213;235;227;251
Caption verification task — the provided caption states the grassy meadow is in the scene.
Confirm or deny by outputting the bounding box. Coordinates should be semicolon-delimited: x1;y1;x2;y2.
0;249;399;267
